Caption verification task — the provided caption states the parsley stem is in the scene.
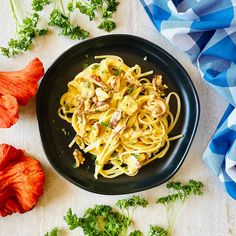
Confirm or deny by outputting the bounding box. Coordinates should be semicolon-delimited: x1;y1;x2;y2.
167;200;185;236
59;0;65;14
10;0;20;27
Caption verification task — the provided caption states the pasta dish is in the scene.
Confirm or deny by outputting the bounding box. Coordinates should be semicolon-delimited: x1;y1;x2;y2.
58;55;181;179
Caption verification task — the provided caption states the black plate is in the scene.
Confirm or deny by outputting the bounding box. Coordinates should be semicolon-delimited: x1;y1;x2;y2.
37;34;200;195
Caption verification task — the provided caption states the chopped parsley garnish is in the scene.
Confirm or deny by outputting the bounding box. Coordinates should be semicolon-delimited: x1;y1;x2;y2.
87;81;91;88
83;63;89;69
128;86;135;94
92;64;100;70
112;67;120;75
100;121;109;127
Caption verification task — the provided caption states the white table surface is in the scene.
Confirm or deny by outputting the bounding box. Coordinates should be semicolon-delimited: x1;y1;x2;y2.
0;1;235;236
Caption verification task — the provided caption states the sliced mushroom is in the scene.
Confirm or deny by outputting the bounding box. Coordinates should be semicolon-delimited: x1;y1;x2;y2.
73;149;85;168
144;99;166;118
90;75;109;90
76;98;84;114
152;75;167;94
126;155;141;175
95;101;109;112
93;122;100;137
84;99;92;111
110;75;122;91
109;110;122;129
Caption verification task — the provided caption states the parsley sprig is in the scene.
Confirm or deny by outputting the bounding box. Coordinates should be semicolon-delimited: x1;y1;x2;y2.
155;179;204;236
49;0;89;40
64;205;129;235
32;0;51;11
75;0;118;31
45;179;204;236
1;0;49;57
63;196;147;236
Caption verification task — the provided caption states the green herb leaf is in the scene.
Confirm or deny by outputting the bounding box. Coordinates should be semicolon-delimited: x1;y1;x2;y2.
64;208;80;230
73;205;129;236
44;227;59;236
116;196;148;211
83;63;89;69
1;13;47;57
92;64;100;70
130;230;143;236
49;9;89;40
98;19;116;32
112;67;119;75
100;121;109;127
76;1;96;21
32;0;51;12
148;225;168;236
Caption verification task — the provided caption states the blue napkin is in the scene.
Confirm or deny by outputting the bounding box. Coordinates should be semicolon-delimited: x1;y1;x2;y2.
140;0;236;199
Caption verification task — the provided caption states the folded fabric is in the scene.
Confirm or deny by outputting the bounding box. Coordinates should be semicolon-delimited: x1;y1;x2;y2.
140;0;236;199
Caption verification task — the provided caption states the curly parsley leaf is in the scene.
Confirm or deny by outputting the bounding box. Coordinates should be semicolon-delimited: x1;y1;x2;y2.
76;1;97;21
98;19;116;32
156;179;204;236
65;205;129;236
129;230;143;236
76;0;119;31
148;225;168;236
1;13;48;57
116;195;148;211
44;227;59;236
32;0;51;12
64;208;80;230
49;9;89;40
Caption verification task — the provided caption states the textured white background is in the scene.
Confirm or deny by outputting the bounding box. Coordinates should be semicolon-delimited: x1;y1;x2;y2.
0;1;235;236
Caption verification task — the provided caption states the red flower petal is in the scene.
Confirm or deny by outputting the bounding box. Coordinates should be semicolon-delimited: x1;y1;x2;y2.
0;144;45;217
0;58;44;105
0;95;19;128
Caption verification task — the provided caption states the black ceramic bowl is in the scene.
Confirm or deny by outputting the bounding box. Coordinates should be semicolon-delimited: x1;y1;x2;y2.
37;34;200;195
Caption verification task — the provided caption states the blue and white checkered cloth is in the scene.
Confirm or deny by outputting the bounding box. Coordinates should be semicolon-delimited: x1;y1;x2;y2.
140;0;236;199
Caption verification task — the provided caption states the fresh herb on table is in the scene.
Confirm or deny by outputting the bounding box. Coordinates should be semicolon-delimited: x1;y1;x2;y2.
1;0;119;57
63;196;147;236
32;0;51;11
49;0;89;40
1;0;49;57
64;205;129;235
148;225;168;236
76;0;119;32
44;227;59;236
155;179;204;236
129;230;143;236
98;19;116;32
45;180;204;236
116;196;148;233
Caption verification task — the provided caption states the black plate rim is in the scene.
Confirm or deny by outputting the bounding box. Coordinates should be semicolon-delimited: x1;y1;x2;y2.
36;34;200;195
